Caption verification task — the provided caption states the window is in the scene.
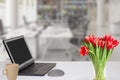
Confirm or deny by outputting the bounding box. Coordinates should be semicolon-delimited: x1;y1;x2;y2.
0;0;5;3
18;0;37;25
0;0;6;26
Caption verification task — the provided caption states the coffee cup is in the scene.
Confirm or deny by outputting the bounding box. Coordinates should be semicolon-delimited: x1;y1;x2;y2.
3;63;19;80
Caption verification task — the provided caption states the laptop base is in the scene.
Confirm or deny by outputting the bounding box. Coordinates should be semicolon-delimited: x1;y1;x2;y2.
19;63;56;76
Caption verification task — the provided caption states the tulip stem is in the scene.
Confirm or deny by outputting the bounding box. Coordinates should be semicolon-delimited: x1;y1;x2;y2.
92;59;106;80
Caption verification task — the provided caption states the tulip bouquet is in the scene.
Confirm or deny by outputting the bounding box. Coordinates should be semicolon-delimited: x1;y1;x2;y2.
79;35;119;80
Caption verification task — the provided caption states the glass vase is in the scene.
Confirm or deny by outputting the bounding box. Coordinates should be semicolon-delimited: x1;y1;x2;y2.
93;63;106;80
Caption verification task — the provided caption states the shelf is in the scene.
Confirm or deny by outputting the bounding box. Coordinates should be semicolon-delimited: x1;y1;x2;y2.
38;5;58;10
37;0;88;21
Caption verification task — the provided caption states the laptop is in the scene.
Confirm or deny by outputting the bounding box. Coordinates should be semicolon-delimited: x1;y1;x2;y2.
3;36;56;76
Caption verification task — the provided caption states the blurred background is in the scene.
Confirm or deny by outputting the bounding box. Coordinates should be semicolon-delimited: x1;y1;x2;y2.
0;0;120;61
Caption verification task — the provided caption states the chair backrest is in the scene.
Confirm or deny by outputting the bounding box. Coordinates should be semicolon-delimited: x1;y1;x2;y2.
0;19;4;36
23;16;28;25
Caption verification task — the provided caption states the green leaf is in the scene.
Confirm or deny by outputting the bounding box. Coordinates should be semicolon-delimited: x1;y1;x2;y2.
88;53;95;64
83;42;88;47
101;46;107;63
96;45;100;62
106;49;113;60
89;43;95;54
99;48;103;60
89;50;96;64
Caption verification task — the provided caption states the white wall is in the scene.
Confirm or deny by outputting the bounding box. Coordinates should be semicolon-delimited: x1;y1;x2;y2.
109;0;120;34
109;0;120;23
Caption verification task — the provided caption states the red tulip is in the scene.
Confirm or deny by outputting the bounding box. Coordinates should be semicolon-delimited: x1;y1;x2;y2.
83;35;119;50
98;38;105;49
84;36;90;43
106;39;119;50
89;35;96;43
102;35;119;50
80;34;119;66
92;38;97;47
112;39;119;47
101;41;105;49
84;35;97;46
80;46;88;56
103;35;114;41
106;41;114;50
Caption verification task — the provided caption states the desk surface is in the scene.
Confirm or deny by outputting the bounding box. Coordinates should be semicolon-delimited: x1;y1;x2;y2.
4;26;43;38
40;26;73;38
0;62;120;80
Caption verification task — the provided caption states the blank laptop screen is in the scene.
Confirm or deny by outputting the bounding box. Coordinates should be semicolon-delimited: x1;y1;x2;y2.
5;37;32;65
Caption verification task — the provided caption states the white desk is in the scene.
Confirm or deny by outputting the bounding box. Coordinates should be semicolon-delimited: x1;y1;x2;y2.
40;26;73;60
40;26;73;38
0;62;120;80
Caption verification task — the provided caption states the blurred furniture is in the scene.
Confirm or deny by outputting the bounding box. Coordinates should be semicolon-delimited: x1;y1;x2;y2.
23;16;29;25
23;16;49;31
0;61;120;79
40;25;73;60
0;19;6;40
69;14;89;60
0;19;4;36
3;25;44;59
0;19;16;36
70;18;89;45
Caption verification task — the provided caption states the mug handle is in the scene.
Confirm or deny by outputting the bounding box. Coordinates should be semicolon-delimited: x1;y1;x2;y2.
2;69;7;75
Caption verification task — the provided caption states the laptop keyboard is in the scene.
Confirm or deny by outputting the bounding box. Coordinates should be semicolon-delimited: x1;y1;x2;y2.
22;63;46;73
19;63;56;76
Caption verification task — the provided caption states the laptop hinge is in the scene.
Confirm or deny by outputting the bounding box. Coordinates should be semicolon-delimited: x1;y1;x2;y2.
19;59;34;71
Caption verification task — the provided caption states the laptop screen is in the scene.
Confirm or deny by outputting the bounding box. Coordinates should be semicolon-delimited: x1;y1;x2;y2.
3;36;32;65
